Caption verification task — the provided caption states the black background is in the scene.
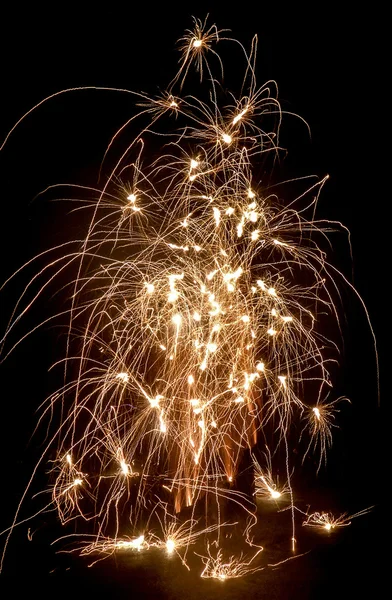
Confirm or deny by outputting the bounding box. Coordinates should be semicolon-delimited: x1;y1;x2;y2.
0;3;384;598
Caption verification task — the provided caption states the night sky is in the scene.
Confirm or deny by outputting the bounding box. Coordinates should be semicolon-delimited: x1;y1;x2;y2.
0;4;384;598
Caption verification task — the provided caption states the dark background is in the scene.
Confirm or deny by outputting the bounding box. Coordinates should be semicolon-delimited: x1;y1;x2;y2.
0;3;384;598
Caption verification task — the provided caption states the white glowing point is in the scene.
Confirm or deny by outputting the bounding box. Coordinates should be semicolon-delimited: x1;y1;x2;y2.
281;315;293;323
248;211;258;223
150;395;163;408
211;420;217;428
247;189;255;199
257;279;266;291
313;407;321;420
251;230;260;241
198;419;205;429
194;245;201;252
66;454;72;465
169;100;178;108
159;344;166;351
222;133;232;144
234;396;244;403
120;460;129;476
241;315;250;323
268;287;277;296
193;311;201;321
116;372;129;383
127;193;141;211
200;361;207;371
225;207;235;215
130;535;145;551
256;362;265;372
145;283;155;294
278;375;287;388
206;343;217;352
189;173;197;181
172;314;182;326
166;538;176;554
190;158;199;170
213;207;221;226
159;417;167;433
188;374;195;385
193;39;203;48
190;399;200;407
73;478;83;486
224;267;243;283
168;292;179;302
267;328;277;336
207;269;218;280
227;283;235;292
270;490;281;499
324;523;332;531
237;220;244;237
212;324;221;333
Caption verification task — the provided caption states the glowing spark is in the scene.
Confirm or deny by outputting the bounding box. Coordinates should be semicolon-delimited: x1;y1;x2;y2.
116;372;129;383
172;314;182;326
281;316;293;323
222;133;232;144
213;207;221;226
232;108;249;125
120;461;129;476
206;343;217;352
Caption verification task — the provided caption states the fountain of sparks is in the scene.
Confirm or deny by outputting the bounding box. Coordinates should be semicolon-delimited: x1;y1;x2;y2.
0;16;374;579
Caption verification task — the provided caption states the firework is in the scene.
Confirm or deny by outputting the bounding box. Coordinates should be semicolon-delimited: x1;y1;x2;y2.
0;16;374;578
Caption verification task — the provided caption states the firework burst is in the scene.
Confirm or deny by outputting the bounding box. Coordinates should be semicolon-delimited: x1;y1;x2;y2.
0;16;375;578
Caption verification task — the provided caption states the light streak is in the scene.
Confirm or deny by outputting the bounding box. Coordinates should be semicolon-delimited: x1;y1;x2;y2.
302;507;373;531
0;15;375;581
